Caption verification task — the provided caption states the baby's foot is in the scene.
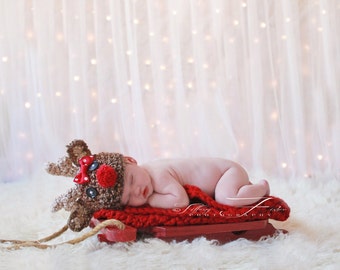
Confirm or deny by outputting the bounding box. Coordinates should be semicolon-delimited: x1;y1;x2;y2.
259;179;270;196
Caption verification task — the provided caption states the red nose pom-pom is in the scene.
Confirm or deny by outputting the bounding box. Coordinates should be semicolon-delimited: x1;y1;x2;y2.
96;165;117;188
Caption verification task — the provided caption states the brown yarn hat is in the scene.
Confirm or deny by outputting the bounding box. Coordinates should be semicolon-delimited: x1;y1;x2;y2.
47;140;128;231
78;152;126;210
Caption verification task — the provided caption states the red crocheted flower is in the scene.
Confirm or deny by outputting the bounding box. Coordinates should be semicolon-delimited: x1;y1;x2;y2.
96;165;117;188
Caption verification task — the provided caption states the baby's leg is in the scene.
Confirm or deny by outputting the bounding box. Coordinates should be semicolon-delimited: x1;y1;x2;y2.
214;163;270;207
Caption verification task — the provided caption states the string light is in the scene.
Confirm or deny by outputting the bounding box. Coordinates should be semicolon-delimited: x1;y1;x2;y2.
56;33;64;41
24;102;31;109
144;84;151;90
25;152;34;160
270;111;278;121
26;30;34;39
2;56;8;62
87;33;95;42
270;79;278;88
210;81;217;88
18;132;27;139
187;58;194;64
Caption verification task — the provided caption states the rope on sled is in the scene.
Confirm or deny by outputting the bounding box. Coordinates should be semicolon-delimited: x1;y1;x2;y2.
0;219;125;250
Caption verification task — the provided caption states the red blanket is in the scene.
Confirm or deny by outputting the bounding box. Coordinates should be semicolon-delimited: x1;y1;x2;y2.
94;185;290;229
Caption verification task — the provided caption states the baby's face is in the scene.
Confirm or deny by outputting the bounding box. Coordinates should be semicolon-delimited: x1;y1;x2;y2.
121;163;153;207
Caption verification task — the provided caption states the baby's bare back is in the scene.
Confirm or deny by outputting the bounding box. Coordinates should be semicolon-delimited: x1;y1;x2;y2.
142;158;238;197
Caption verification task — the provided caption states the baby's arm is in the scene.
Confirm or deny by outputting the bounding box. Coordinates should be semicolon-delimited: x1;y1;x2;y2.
147;181;189;209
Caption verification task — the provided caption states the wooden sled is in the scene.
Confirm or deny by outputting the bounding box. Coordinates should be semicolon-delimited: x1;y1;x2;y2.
90;218;287;244
90;185;290;244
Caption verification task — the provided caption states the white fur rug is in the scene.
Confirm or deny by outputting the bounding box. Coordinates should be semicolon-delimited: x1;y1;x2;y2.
0;170;339;270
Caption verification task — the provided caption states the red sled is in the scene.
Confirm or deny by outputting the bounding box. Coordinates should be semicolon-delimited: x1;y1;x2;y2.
90;218;286;244
91;185;290;244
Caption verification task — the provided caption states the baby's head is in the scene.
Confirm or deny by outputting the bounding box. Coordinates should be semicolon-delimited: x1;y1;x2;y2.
46;139;138;231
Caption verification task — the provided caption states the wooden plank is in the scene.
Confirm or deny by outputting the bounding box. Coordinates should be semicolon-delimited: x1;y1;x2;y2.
90;218;287;244
149;220;268;238
153;222;283;244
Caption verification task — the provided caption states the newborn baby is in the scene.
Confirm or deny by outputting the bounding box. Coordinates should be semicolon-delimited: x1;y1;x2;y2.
121;157;270;208
48;140;271;231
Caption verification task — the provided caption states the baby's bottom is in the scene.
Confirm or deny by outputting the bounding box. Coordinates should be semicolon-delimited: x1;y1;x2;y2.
214;163;270;207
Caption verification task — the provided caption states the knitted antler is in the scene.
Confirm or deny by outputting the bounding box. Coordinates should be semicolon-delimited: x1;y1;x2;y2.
66;139;91;164
46;139;92;177
52;186;79;212
46;157;78;177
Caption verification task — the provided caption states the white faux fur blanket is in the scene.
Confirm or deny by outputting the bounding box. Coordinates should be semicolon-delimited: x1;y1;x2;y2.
0;171;339;270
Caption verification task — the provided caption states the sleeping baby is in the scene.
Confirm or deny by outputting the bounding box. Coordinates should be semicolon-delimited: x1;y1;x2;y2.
48;140;270;231
121;156;270;208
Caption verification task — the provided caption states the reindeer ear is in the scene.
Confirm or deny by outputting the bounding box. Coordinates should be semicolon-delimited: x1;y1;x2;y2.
67;140;92;165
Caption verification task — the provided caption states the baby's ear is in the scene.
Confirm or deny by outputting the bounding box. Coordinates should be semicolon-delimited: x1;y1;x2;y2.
124;156;137;165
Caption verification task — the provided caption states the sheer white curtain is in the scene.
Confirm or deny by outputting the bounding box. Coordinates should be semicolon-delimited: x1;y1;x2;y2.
0;0;339;182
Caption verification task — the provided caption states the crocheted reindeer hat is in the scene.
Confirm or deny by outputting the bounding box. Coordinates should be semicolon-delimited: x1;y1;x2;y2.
46;139;126;232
